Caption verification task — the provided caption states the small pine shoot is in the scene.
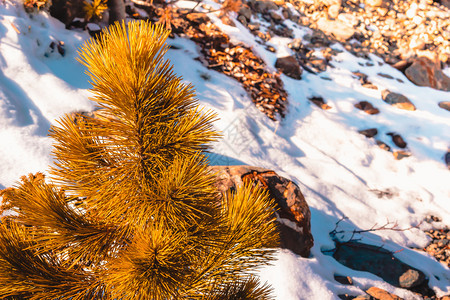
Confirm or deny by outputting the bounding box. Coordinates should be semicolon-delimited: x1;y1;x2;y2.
0;21;279;299
83;0;108;22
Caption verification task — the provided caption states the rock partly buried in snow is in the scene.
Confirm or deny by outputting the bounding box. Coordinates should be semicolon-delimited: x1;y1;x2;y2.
381;90;416;111
358;128;378;138
209;165;314;257
438;101;450;112
331;242;431;296
404;57;450;92
387;133;407;148
317;17;355;41
275;56;302;80
354;101;380;115
365;287;402;300
334;274;353;285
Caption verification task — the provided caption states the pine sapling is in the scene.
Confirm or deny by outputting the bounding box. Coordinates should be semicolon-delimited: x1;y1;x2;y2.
0;20;279;299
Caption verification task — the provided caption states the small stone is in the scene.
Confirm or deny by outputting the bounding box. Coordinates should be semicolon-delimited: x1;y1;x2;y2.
359;128;378;138
399;269;424;289
381;90;416;111
57;41;65;56
270;11;283;23
328;4;340;18
238;6;252;21
354;101;380;115
275;56;302;80
266;45;276;52
334;275;353;285
387;133;407;148
377;140;391;151
438;101;450;112
366;287;403;300
288;38;304;51
393;150;411;160
308;96;332;110
377;73;394;79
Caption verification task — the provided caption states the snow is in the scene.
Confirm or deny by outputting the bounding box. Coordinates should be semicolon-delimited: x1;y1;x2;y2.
0;0;449;298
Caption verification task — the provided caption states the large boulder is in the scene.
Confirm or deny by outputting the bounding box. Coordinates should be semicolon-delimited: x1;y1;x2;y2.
405;57;450;91
209;165;314;257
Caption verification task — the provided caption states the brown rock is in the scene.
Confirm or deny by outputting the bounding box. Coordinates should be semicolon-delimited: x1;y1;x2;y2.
317;18;355;41
366;287;403;300
209;165;314;257
377;140;391;151
387;133;407;148
438;101;450;112
359;128;378;138
381;90;416;111
405;57;450;92
354;101;380;115
308;96;332;110
334;275;353;285
275;56;302;80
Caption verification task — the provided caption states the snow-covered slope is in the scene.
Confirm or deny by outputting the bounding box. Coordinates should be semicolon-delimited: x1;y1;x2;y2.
0;0;449;298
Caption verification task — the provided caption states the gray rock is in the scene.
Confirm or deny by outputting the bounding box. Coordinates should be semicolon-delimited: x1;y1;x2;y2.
399;269;425;289
358;128;378;138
